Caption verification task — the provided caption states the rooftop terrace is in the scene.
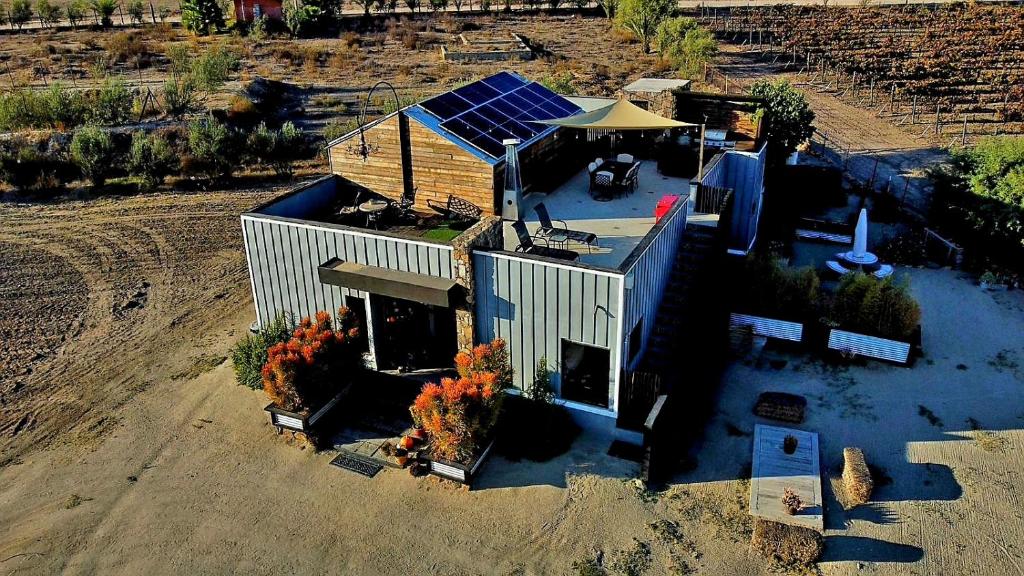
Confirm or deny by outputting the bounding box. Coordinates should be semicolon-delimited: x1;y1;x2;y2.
504;161;716;269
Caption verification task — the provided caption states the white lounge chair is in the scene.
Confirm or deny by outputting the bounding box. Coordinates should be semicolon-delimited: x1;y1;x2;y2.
617;153;634;164
826;260;850;276
873;264;894;279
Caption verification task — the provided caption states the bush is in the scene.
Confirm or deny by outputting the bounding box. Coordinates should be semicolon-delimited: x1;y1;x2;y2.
70;126;117;187
230;313;292;390
410;340;511;463
92;77;134;125
247;121;306;177
738;252;821;321
181;0;225;35
749;79;816;167
105;31;150;65
262;308;361;413
10;0;32;29
43;83;89;130
36;0;61;26
163;44;238;117
126;0;144;23
750;518;823;567
0;136;78;194
127;130;179;190
656;17;716;77
187;114;236;180
66;0;88;26
830;272;920;340
614;0;674;53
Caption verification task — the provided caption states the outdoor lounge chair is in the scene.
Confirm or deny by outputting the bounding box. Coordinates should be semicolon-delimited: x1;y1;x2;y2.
426;194;483;222
873;264;894;279
534;203;597;253
511;220;579;261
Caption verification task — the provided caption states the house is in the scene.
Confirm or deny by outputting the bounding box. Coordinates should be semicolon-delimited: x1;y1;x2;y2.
234;0;282;22
241;72;766;438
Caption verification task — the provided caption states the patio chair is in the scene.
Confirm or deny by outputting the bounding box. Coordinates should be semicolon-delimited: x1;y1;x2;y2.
511;220;579;261
873;264;894;279
426;194;483;222
623;162;641;195
534;203;597;253
336;190;364;219
617;153;634;164
387;194;416;223
592;170;616;199
594;157;604;167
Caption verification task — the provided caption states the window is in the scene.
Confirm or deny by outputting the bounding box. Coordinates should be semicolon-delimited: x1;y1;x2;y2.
627;319;644;366
560;340;611;408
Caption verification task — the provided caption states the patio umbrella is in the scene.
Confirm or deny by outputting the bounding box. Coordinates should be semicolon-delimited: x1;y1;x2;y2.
535;97;697;130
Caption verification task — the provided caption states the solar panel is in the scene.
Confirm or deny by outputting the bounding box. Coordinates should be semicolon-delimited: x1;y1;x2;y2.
417;72;583;159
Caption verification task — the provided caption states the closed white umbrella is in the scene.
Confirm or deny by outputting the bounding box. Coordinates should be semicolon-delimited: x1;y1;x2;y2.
841;208;878;266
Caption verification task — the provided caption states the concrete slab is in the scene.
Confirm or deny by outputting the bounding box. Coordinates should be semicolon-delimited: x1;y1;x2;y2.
749;424;823;531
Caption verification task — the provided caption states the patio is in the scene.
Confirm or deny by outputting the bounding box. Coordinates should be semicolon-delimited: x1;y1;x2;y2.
504;162;706;268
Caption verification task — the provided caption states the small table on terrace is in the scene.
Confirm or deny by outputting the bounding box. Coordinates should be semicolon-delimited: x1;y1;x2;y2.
359;199;389;228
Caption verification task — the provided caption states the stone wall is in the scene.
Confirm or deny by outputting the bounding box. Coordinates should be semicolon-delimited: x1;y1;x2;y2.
450;216;504;352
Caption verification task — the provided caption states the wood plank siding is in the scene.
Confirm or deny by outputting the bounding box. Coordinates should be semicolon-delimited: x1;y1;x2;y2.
329;113;496;215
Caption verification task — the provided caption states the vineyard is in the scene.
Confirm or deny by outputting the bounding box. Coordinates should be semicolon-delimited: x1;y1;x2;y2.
698;4;1024;144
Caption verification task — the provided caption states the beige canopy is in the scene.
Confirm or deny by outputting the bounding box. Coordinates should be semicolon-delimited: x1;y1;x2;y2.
537;97;697;130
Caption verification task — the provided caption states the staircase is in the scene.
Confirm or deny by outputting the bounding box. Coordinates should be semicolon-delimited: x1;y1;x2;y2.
642;223;721;375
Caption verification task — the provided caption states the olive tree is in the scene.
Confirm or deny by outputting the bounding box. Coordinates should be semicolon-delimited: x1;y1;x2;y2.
71;125;118;187
749;79;816;166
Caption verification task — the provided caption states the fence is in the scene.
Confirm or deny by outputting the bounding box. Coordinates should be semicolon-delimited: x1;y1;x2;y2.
617;370;663;432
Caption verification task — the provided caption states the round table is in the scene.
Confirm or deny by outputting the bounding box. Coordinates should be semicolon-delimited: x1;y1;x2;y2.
359;200;389;228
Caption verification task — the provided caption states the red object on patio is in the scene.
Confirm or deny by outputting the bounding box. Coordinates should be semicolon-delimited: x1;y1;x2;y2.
655;195;680;223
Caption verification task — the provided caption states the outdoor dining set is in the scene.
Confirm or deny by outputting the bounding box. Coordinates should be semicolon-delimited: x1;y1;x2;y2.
588;154;641;200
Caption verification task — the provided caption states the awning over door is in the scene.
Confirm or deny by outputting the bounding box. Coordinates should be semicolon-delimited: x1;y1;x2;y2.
317;258;459;308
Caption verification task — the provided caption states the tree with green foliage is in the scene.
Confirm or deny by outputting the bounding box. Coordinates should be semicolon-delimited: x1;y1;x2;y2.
230;313;292;390
71;125;117;187
247;121;305;177
831;273;920;340
35;0;61;26
65;0;88;27
127;131;178;190
656;17;717;77
181;0;225;35
929;136;1024;273
43;83;89;129
749;79;816;166
614;0;673;53
89;0;118;27
91;76;134;125
10;0;33;29
163;44;238;117
187;114;235;180
125;0;144;23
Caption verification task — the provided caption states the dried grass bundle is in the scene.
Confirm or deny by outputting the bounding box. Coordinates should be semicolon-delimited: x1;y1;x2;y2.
842;447;873;506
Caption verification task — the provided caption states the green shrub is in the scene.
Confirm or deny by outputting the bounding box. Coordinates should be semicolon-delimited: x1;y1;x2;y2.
527;357;555;404
656;17;717;77
749;79;816;166
739;252;821;321
127;130;179;190
181;0;225;35
92;77;134;125
163;44;238;117
70;125;118;187
43;83;89;129
230;313;291;390
0;137;78;194
830;273;920;340
126;0;144;23
614;0;674;53
66;0;88;27
187;114;236;180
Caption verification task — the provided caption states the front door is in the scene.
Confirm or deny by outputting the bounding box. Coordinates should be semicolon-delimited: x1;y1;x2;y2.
373;295;457;371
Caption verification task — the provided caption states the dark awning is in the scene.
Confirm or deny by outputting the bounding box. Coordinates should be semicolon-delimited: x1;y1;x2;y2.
317;258;459;308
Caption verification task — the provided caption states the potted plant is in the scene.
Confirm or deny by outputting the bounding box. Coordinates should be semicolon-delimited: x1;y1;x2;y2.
781;488;803;515
783;434;798;455
262;307;361;441
980;271;997;290
410;339;512;486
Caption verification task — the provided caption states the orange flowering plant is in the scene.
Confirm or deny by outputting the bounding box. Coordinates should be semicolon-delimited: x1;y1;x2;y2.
262;307;361;414
410;339;512;462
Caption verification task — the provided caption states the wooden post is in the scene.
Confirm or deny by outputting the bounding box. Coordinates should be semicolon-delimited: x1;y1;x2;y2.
962;115;968;146
150;1;157;22
889;84;896;114
934;103;940;135
118;3;125;24
868;158;878;189
911;95;917;123
868;79;874;106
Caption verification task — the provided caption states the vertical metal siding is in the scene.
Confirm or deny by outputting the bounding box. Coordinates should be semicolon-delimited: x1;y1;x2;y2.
700;144;767;252
620;200;690;371
472;252;623;408
243;215;454;328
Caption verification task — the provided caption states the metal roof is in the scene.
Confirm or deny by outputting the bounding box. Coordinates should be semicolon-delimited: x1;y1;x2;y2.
622;78;692;93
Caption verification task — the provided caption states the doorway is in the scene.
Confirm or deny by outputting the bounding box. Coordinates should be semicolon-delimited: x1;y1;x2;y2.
373;295;457;371
560;339;611;408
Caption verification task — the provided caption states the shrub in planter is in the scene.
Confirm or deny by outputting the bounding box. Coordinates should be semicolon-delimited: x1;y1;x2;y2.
738;251;821;321
262;307;361;414
830;272;921;340
230;313;291;390
410;339;512;463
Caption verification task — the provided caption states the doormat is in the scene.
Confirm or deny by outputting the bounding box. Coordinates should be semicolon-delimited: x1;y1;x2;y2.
330;452;384;478
608;440;645;463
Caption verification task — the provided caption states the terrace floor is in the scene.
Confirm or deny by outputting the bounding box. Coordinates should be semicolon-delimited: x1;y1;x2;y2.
504;162;710;269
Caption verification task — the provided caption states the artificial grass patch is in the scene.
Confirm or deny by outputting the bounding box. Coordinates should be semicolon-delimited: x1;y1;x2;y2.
422;225;463;242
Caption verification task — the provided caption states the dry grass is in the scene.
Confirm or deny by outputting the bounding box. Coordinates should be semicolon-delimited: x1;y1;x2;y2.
842;447;873;506
975;431;1010;453
750;518;823;569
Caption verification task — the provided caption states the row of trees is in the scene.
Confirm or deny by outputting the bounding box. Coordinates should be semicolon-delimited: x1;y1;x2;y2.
0;116;307;194
1;0;133;28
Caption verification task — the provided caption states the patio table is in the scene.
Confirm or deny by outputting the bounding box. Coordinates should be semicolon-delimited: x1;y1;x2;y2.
599;160;636;185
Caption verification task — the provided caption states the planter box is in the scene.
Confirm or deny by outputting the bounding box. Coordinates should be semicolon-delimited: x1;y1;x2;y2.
424;440;495;486
827;329;912;364
730;313;804;343
265;391;345;434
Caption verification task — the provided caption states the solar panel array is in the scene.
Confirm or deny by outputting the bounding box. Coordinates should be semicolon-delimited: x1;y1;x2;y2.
418;72;582;159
